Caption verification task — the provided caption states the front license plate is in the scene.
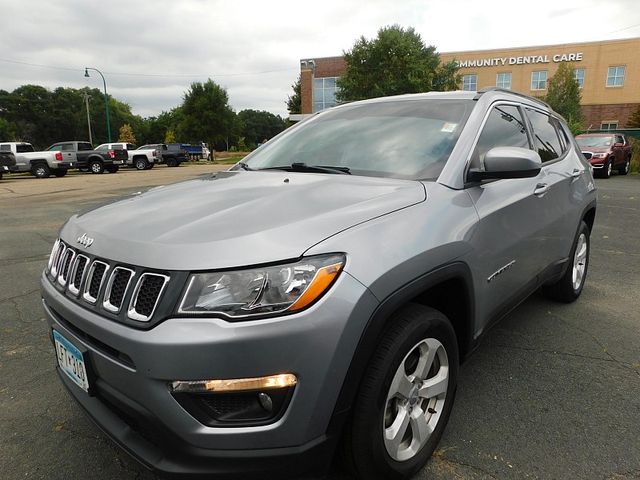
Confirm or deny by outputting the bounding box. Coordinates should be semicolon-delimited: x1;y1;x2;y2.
53;330;90;392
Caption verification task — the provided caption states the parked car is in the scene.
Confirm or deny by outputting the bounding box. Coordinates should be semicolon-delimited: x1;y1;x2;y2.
170;142;210;160
138;143;187;167
41;89;596;480
0;149;16;180
95;142;159;170
47;141;126;174
0;142;70;178
575;133;632;178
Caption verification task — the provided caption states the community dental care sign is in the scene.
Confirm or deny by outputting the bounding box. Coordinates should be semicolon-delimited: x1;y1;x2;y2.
456;52;583;68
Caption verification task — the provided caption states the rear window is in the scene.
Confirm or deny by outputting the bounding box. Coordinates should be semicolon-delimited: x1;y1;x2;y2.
244;99;475;179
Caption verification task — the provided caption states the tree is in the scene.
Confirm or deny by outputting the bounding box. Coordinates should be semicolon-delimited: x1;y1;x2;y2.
286;76;301;114
118;123;136;143
544;63;583;134
0;117;16;140
237;109;286;147
337;25;459;102
627;105;640;128
164;129;176;143
178;79;236;151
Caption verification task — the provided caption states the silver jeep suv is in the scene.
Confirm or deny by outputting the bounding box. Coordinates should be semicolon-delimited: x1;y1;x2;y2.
41;89;596;479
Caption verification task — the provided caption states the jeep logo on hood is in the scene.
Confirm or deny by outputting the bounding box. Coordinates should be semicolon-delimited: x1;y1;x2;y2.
77;233;94;248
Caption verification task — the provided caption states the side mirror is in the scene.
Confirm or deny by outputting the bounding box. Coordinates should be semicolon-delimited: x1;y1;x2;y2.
468;147;542;182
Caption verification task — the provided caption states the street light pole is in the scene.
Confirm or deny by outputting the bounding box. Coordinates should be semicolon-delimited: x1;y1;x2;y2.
83;93;93;145
84;67;111;142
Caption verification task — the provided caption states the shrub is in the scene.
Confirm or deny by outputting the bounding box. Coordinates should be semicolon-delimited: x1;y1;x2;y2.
629;138;640;174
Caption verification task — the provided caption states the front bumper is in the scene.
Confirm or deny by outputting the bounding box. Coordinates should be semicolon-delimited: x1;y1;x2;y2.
41;270;377;477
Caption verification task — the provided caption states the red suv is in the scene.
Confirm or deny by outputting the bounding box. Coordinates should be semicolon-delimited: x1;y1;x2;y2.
576;133;632;178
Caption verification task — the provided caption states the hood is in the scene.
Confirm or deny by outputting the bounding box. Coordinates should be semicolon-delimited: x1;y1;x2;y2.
61;171;426;270
580;146;611;153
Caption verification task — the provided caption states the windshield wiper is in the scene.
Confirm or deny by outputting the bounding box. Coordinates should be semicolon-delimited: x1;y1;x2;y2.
236;162;253;171
257;162;351;175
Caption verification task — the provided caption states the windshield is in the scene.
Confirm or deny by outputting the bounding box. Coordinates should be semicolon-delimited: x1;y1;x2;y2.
576;136;613;148
243;99;475;179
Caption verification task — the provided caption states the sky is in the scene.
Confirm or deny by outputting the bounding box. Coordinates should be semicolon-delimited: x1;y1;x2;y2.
1;0;639;118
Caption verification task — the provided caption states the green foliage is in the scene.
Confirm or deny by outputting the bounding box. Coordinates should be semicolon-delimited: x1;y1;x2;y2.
164;128;176;144
627;105;640;128
177;79;236;149
118;123;136;144
336;25;459;102
544;63;583;131
286;76;301;114
0;117;17;140
629;137;640;174
237;109;286;147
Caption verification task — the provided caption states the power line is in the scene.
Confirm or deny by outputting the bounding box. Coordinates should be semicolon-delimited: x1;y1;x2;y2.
0;58;297;78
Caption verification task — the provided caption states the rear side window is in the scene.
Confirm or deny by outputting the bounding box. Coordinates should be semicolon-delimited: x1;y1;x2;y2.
95;144;108;151
471;104;530;170
0;144;10;152
77;142;93;151
526;109;564;163
16;144;35;153
127;144;136;150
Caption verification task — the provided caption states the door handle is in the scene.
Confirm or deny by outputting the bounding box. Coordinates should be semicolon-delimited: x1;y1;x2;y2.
570;168;582;179
533;183;549;196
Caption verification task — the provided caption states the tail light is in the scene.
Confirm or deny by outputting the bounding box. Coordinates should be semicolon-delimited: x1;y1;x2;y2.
108;150;116;159
55;152;63;161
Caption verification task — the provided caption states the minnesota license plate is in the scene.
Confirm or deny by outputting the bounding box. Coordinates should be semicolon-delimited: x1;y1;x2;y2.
53;330;89;392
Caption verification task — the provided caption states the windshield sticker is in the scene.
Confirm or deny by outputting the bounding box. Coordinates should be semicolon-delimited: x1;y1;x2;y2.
441;123;457;133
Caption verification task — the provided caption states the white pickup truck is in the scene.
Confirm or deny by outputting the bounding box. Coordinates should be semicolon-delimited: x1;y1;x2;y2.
0;142;71;178
95;142;159;170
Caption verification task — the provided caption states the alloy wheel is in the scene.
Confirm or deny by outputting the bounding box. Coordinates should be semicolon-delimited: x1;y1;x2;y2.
572;233;588;291
383;338;449;462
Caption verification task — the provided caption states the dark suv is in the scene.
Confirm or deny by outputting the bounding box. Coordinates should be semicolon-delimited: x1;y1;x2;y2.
42;88;596;480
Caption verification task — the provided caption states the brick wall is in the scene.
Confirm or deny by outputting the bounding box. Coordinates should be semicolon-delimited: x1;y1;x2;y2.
300;68;313;114
581;103;640;128
314;56;347;77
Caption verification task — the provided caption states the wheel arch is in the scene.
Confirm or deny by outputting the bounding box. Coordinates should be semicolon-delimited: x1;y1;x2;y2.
87;155;103;163
29;158;49;166
327;261;475;435
581;201;597;234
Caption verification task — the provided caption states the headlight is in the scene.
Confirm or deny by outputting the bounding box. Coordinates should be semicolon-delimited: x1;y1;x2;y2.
178;254;345;318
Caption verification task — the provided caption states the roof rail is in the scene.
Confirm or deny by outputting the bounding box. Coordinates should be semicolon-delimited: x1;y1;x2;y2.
474;87;550;109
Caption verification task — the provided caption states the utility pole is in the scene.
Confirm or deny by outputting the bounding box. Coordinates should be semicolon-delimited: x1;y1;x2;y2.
83;93;93;145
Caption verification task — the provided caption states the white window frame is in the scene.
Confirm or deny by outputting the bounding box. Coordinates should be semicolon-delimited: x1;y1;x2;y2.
600;122;618;131
574;68;585;89
531;71;548;91
462;74;477;91
313;76;339;113
606;66;625;87
496;72;512;89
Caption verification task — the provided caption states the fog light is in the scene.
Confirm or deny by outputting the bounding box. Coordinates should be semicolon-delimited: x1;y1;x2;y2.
171;373;297;393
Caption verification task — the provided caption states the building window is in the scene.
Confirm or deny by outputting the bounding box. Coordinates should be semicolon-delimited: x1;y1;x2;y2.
462;74;477;91
606;66;625;87
313;77;339;112
574;68;585;88
531;71;547;90
601;122;618;130
496;72;512;89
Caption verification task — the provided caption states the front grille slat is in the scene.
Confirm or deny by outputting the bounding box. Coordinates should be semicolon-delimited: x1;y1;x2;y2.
82;260;109;305
103;267;134;313
57;249;75;286
128;273;169;322
68;255;89;296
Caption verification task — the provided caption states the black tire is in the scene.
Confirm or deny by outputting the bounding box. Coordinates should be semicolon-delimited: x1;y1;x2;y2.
343;304;459;480
53;169;67;177
145;162;154;170
0;172;3;180
618;157;631;175
167;158;177;167
31;163;50;178
600;158;613;178
89;160;104;174
134;157;148;170
106;165;119;173
542;221;590;303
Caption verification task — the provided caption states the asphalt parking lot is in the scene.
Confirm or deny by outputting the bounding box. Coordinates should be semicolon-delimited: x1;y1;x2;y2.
1;169;639;480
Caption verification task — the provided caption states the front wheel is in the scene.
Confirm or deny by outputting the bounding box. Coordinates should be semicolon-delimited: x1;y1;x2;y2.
135;158;148;170
145;162;154;170
166;158;177;167
343;304;458;480
106;165;119;173
542;221;590;302
600;159;613;178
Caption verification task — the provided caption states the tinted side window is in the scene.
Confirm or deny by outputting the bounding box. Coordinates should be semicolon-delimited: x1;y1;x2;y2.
526;109;564;163
471;105;529;169
77;142;93;151
127;144;136;150
0;144;10;152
